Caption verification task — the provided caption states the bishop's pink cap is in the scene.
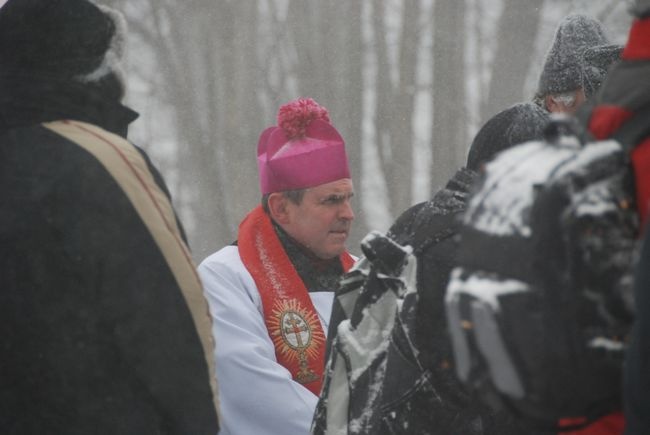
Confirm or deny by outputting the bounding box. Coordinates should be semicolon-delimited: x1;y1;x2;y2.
257;98;351;194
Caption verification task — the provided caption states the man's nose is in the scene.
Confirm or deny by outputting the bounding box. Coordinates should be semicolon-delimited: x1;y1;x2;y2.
339;199;355;221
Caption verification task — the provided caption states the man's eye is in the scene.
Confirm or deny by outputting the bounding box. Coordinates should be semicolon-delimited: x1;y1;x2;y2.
323;196;343;204
322;193;353;205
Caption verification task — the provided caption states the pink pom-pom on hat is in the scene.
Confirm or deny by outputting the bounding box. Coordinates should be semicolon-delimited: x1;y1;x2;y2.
257;97;351;194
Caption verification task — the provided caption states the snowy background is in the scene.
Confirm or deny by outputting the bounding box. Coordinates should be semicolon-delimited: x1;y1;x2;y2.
48;0;637;260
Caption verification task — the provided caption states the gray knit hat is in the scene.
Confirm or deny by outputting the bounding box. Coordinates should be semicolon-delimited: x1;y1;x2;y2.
537;14;609;97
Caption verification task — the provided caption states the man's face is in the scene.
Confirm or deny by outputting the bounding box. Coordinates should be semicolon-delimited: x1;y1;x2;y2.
545;88;587;114
281;178;355;260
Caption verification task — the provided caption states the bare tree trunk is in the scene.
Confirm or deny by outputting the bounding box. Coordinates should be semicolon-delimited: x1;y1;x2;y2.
480;0;543;124
213;1;263;235
371;0;394;212
127;1;233;260
372;0;422;218
431;0;467;191
121;0;265;260
388;0;421;216
170;2;234;260
287;0;326;99
329;1;366;251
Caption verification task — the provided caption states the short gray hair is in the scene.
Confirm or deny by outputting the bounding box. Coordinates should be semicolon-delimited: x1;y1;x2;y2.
548;91;578;108
261;188;307;213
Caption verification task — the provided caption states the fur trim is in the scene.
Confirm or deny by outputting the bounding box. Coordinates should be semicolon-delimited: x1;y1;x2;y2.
76;3;126;88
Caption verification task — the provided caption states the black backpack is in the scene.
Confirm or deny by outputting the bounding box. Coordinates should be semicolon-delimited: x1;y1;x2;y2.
445;113;648;431
313;169;530;435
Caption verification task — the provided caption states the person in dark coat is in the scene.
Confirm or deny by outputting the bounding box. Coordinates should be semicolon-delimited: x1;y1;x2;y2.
580;2;650;433
387;102;550;434
314;102;548;435
0;1;220;433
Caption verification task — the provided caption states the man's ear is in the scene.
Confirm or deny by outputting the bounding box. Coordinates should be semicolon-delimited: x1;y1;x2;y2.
545;95;562;113
267;193;291;225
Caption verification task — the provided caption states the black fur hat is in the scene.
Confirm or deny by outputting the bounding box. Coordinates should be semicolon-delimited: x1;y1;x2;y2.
466;103;549;171
537;14;609;97
0;0;126;97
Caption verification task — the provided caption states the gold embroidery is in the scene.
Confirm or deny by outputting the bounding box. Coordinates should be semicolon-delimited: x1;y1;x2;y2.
269;299;325;384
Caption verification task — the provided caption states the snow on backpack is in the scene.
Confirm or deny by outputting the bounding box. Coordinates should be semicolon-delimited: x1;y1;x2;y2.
444;114;645;431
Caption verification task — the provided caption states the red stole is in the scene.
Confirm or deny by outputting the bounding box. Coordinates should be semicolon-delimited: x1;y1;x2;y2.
238;205;355;395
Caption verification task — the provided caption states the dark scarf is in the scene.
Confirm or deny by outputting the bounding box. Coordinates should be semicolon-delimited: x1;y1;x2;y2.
274;222;346;293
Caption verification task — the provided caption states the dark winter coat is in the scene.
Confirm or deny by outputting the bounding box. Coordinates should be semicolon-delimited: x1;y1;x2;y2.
387;168;527;434
0;72;220;434
316;168;527;435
